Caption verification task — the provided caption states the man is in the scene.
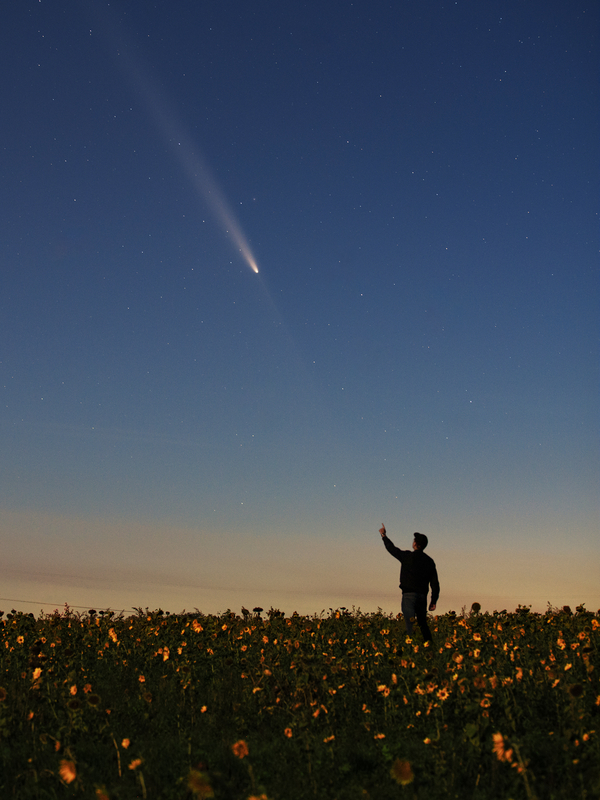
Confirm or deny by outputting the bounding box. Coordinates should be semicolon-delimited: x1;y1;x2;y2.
379;524;440;642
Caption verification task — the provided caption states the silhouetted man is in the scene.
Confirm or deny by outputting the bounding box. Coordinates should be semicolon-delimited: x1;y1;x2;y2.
379;524;440;642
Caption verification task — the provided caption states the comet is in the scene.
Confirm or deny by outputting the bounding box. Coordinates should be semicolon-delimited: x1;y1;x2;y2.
141;89;260;275
93;4;259;275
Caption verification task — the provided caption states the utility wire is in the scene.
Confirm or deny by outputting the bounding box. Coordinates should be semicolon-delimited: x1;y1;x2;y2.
0;597;134;613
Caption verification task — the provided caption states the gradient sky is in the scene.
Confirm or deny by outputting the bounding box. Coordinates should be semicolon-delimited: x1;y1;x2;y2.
1;0;598;617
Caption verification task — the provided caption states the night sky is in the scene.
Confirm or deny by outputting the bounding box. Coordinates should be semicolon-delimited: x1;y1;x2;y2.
1;1;598;616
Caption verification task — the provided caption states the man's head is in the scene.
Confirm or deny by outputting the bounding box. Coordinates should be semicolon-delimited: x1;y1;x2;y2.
413;532;428;550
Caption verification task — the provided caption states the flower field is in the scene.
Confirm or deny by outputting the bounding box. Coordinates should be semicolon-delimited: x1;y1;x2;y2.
1;603;598;799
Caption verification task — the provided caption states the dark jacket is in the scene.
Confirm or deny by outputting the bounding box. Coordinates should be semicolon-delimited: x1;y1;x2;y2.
382;536;440;604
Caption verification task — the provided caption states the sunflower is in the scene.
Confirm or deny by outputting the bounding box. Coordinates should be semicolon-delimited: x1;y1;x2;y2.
59;759;77;784
492;732;513;763
231;740;249;759
390;758;414;785
187;769;214;798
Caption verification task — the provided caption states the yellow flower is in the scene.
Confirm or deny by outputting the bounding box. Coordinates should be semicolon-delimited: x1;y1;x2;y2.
108;628;118;643
284;728;293;738
323;735;335;743
473;633;482;642
492;732;513;763
492;732;504;756
128;758;143;771
436;687;451;701
188;769;214;798
121;738;130;749
16;636;24;645
192;620;203;633
232;740;249;759
390;758;414;786
374;733;385;740
423;737;432;744
70;685;77;696
59;759;77;784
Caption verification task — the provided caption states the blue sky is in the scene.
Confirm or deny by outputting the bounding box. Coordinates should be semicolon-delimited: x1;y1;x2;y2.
1;0;598;616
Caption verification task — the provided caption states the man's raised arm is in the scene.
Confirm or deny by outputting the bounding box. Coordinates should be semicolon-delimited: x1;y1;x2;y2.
378;524;405;561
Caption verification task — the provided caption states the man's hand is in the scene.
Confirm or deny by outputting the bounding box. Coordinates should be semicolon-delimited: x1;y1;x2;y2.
379;524;386;538
429;602;436;612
